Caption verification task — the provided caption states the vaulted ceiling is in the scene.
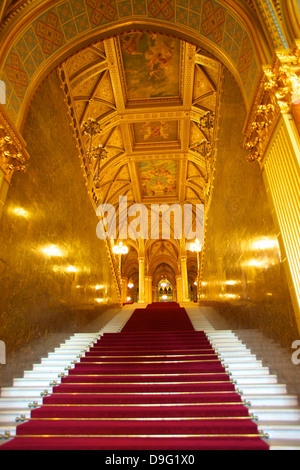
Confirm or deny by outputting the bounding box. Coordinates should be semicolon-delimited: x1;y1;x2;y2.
58;31;223;291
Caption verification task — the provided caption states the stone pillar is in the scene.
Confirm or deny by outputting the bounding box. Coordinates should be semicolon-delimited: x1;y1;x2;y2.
152;287;157;303
181;257;190;302
145;276;152;304
121;277;128;304
138;257;145;303
176;275;183;303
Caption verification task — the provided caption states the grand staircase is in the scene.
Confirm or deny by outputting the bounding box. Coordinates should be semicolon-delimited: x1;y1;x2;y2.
0;303;299;450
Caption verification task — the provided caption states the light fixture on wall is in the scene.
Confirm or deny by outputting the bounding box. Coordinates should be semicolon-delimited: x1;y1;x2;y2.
188;239;202;300
127;279;134;289
113;241;128;274
41;245;63;257
113;241;129;255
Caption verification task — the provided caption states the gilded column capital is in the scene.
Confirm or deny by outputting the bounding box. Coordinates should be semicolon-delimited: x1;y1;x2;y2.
244;43;300;164
263;44;300;114
0;104;29;182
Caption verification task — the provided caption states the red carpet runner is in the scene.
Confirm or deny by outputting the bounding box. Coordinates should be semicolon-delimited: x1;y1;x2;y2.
0;303;269;450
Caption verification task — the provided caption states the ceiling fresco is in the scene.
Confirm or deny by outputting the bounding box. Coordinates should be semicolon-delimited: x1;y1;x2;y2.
138;160;178;198
132;120;179;146
119;32;182;102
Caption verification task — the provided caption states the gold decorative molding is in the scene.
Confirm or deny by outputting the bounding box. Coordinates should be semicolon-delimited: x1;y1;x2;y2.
0;104;29;183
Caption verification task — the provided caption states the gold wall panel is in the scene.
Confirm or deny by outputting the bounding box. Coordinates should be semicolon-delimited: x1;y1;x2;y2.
0;71;121;358
200;69;298;349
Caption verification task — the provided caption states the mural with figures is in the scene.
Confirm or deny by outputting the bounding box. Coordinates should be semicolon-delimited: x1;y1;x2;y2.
119;32;181;100
138;160;177;197
133;121;178;144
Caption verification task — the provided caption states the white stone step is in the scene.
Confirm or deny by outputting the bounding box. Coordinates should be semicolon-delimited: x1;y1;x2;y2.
0;409;30;422
23;370;64;379
31;364;73;372
268;439;300;450
259;423;300;440
210;340;244;346
235;376;278;385
245;395;299;407
13;378;60;387
228;369;271;377
0;424;18;436
0;398;43;408
40;357;80;364
237;384;287;394
218;355;258;362
251;408;300;422
224;362;264;370
1;387;52;398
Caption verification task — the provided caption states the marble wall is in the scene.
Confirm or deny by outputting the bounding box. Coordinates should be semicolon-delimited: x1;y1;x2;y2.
0;70;121;358
200;69;298;350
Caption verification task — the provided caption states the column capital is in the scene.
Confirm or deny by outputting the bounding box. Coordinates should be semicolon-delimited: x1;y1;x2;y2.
0;104;29;183
243;43;300;165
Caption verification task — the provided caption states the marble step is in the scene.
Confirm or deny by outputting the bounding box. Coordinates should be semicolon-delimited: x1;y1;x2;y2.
268;439;300;450
258;422;300;440
0;383;287;398
252;407;300;422
243;394;299;407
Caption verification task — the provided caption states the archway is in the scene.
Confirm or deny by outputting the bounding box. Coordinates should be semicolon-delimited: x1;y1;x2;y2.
0;1;273;132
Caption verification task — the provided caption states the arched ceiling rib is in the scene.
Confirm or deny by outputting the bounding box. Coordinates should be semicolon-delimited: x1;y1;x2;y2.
60;33;222;212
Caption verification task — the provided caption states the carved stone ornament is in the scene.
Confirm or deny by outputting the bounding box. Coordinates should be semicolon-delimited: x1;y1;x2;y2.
0;105;29;182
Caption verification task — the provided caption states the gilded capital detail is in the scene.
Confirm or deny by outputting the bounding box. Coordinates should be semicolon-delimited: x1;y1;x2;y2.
0;104;29;182
244;42;300;164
